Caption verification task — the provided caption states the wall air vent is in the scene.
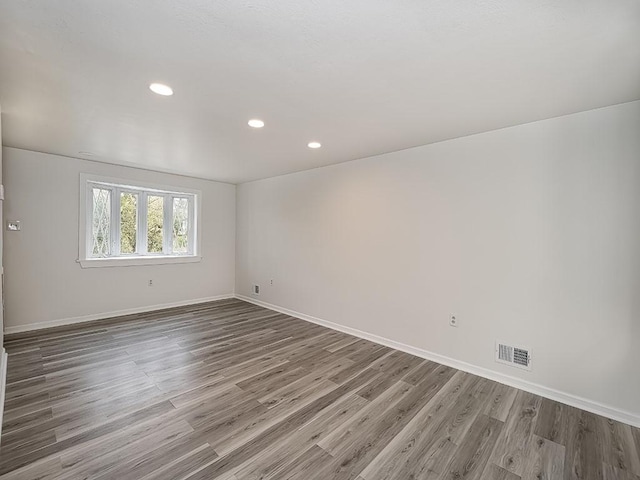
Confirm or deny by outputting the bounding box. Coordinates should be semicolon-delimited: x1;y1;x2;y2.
495;341;531;371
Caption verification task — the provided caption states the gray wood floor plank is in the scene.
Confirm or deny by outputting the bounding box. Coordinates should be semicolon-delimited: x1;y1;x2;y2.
262;444;334;480
2;407;53;435
489;390;542;477
94;436;214;480
235;394;369;480
324;336;360;353
566;409;610;480
520;435;565;480
482;463;522;480
0;457;62;480
54;419;194;479
361;372;483;480
535;397;575;446
483;382;519;423
439;414;504;480
318;380;415;454
138;443;219;480
602;463;640;480
322;374;488;480
181;368;381;480
599;417;640;477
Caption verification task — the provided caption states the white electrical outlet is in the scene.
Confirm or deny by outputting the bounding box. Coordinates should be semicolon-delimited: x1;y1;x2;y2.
449;314;458;327
148;279;153;287
253;284;260;295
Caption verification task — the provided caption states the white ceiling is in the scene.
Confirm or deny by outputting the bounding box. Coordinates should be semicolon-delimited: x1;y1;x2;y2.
1;1;639;184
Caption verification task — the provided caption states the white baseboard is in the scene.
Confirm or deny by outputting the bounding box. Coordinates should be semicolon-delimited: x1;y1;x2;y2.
0;348;8;442
4;294;235;335
236;294;640;428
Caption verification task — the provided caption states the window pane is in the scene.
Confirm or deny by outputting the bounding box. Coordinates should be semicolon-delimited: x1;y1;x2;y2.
120;192;137;254
91;188;111;257
147;195;164;254
172;197;189;254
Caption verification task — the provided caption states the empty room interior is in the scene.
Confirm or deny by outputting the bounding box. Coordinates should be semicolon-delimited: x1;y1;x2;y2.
0;1;639;479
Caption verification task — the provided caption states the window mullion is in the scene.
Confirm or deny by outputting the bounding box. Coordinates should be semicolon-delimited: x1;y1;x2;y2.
134;191;141;255
86;184;94;259
140;191;148;255
163;194;172;255
112;187;120;257
187;195;195;255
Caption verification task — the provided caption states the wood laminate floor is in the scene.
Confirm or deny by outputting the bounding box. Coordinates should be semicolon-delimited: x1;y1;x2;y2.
1;299;639;479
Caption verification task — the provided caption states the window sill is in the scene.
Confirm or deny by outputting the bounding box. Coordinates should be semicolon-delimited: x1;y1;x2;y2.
78;255;202;268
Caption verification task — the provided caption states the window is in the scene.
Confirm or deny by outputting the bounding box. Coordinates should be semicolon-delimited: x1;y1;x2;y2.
79;175;200;267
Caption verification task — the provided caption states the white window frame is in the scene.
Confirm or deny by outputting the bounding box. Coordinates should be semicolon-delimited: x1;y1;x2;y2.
78;173;202;268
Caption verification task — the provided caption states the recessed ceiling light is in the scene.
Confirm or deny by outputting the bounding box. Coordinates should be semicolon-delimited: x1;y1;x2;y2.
248;119;265;128
149;83;173;96
308;142;322;149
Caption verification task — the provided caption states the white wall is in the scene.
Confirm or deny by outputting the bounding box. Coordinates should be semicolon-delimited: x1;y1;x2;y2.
3;148;236;330
236;100;640;420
